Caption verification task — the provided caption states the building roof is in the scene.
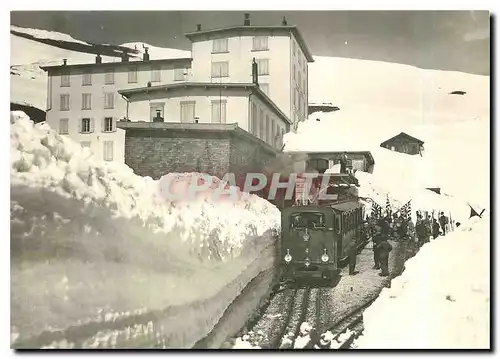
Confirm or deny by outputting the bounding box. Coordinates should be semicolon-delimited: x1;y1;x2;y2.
39;57;193;72
117;82;292;125
380;132;425;147
184;25;314;63
286;150;375;166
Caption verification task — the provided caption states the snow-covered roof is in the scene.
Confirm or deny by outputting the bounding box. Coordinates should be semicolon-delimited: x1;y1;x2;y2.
380;132;425;147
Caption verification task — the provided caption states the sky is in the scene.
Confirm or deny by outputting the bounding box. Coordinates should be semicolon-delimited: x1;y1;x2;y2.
10;11;490;75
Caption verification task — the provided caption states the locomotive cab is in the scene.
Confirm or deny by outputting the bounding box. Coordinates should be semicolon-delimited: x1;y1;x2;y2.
280;206;339;281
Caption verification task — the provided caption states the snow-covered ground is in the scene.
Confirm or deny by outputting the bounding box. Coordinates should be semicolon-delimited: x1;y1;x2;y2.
354;216;490;349
10;112;279;347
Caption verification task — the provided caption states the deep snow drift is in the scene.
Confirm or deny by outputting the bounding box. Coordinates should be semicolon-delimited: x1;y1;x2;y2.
354;216;490;349
10;112;280;347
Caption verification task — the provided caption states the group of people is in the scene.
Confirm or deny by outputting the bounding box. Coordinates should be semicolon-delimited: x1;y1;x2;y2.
358;209;454;277
414;211;452;247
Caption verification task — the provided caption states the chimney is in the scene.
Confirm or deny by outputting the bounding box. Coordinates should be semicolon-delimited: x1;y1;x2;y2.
282;16;288;25
95;54;102;64
143;47;150;61
62;58;67;66
252;57;258;85
244;13;250;26
196;24;202;31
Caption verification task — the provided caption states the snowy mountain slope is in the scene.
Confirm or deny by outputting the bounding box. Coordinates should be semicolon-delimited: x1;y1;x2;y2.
10;112;279;346
287;55;490;211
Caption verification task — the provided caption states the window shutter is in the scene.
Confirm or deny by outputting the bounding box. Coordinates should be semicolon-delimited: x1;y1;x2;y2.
112;118;117;132
90;118;95;133
101;117;105;132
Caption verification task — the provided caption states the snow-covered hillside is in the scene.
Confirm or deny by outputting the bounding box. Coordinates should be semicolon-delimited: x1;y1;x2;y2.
287;55;490;211
10;112;279;347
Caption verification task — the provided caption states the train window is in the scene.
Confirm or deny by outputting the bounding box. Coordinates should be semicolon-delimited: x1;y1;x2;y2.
335;214;341;233
290;212;326;229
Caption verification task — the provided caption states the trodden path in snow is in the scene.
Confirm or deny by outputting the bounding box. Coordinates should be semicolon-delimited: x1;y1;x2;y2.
225;239;414;349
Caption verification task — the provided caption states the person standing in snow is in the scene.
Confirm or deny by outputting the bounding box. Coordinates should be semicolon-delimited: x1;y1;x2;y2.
425;215;432;242
415;215;427;247
347;239;359;275
439;212;449;235
432;217;440;239
376;237;392;276
339;152;348;174
372;224;383;269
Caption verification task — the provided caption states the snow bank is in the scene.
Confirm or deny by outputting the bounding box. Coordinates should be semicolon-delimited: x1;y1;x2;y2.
11;25;90;45
354;215;490;349
11;112;280;347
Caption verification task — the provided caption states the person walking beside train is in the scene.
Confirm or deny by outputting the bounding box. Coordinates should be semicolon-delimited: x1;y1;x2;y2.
376;237;393;276
372;224;383;270
347;240;359;276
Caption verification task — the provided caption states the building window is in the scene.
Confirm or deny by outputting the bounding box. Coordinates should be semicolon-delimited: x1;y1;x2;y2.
276;124;281;147
180;101;196;123
128;67;138;83
60;73;70;87
174;67;185;81
211;62;229;78
80;118;92;133
82;93;92;110
105;68;115;84
80;141;91;148
60;94;70;111
59;119;69;134
212;38;228;53
259;109;264;139
256;59;269;75
103;141;114;161
271;119;275;147
252;36;269;51
82;72;92;86
265;115;270;143
251;103;257;135
150;103;165;121
151;66;161;82
104;93;114;109
259;83;269;96
103;117;114;132
211;100;227;124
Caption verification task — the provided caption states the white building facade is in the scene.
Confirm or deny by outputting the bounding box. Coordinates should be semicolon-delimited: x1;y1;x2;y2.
184;20;314;130
42;56;192;163
119;82;291;150
41;14;314;163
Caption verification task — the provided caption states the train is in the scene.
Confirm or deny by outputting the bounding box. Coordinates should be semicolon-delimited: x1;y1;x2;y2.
278;172;366;283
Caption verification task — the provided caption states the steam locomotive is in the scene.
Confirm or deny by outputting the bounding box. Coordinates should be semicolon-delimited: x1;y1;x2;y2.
279;173;365;283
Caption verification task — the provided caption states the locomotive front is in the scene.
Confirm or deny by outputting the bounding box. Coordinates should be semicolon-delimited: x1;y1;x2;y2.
280;206;339;282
